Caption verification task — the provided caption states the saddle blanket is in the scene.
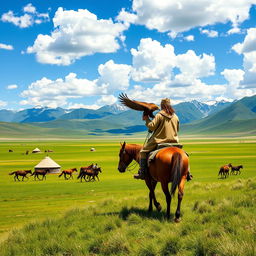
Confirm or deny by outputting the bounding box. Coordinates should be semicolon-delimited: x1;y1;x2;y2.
147;143;183;166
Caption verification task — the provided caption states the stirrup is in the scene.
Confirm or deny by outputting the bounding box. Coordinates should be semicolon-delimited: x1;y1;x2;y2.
187;173;193;181
134;170;145;180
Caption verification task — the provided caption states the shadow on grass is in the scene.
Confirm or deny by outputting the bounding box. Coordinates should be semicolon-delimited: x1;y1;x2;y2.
120;206;168;221
98;206;170;222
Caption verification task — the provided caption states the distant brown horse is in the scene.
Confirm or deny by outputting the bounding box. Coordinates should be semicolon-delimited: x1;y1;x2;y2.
9;170;32;181
81;166;102;182
118;142;189;221
230;164;243;175
59;168;78;180
31;169;50;180
77;164;94;182
218;163;232;179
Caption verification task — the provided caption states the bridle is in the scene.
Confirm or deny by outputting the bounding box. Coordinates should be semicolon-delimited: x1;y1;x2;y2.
119;147;139;173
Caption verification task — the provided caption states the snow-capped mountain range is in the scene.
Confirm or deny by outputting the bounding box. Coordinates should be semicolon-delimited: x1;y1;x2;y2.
0;100;232;124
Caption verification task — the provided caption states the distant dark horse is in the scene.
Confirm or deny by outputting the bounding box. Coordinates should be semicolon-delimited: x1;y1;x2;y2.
80;166;102;182
9;170;32;181
218;163;232;179
118;142;189;221
77;164;94;182
230;164;243;175
59;168;78;180
31;169;50;180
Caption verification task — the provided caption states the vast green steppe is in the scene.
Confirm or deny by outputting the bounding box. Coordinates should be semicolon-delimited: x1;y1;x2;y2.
0;137;255;255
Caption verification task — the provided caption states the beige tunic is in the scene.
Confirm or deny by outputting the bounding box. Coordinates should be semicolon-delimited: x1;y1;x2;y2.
140;110;179;158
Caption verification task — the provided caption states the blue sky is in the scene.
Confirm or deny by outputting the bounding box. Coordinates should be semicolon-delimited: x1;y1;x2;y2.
0;0;256;110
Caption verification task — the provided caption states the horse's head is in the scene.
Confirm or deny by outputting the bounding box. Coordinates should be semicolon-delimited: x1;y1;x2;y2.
73;168;78;172
118;142;134;173
228;163;232;167
27;170;32;174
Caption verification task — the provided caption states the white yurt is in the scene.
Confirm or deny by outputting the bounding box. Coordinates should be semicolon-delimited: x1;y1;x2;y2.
32;148;41;153
34;156;61;174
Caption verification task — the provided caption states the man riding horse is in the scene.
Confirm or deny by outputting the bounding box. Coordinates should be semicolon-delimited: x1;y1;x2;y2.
119;94;193;181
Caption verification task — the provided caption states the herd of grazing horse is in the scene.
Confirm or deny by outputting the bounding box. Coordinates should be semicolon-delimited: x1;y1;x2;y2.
8;143;244;222
9;164;102;182
218;163;243;179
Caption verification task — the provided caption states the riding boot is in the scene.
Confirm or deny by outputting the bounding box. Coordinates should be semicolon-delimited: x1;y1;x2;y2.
134;159;147;180
186;171;193;181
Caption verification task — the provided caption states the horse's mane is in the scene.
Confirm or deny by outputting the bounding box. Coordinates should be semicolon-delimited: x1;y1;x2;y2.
125;143;142;159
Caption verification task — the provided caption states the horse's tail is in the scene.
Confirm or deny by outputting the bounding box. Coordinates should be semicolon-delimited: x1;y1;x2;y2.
170;152;182;196
9;171;15;175
59;172;63;177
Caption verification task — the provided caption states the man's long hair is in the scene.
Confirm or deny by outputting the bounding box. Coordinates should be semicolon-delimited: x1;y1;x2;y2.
161;102;175;115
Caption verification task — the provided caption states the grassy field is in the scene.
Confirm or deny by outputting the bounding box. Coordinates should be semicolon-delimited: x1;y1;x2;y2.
0;137;255;255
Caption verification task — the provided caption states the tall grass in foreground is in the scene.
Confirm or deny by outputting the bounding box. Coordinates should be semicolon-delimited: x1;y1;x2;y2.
0;178;255;256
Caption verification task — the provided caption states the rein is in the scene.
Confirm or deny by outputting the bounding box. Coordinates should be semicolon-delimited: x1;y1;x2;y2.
126;161;139;173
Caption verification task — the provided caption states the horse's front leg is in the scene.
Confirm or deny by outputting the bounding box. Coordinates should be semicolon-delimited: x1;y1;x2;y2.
145;178;161;212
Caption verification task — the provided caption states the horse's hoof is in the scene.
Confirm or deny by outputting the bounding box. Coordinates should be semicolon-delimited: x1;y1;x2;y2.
157;205;162;212
174;217;181;223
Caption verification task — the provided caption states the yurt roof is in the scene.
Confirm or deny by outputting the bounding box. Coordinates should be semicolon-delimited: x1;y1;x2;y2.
32;148;41;152
35;156;61;168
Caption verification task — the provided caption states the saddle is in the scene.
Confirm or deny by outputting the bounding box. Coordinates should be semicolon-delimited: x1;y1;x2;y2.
147;143;183;166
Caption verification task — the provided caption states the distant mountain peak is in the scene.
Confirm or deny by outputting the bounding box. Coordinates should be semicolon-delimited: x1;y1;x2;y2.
98;103;127;114
204;99;233;106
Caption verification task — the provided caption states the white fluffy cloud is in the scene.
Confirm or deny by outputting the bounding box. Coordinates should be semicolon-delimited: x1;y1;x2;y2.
184;35;194;41
67;103;100;110
131;38;215;85
27;8;128;65
117;0;255;36
123;38;221;103
131;38;176;82
0;100;7;108
23;3;36;14
1;3;49;28
97;60;132;91
7;84;18;90
0;43;13;50
200;29;218;38
232;28;256;54
96;95;117;106
227;27;241;35
20;73;102;108
220;69;252;98
127;80;226;104
232;28;256;89
20;60;131;107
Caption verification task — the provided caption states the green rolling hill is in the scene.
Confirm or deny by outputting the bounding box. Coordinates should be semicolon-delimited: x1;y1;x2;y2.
181;95;256;135
0;95;255;138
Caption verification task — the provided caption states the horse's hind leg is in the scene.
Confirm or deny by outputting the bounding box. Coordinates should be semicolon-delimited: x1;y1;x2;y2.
175;177;186;222
160;182;172;219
